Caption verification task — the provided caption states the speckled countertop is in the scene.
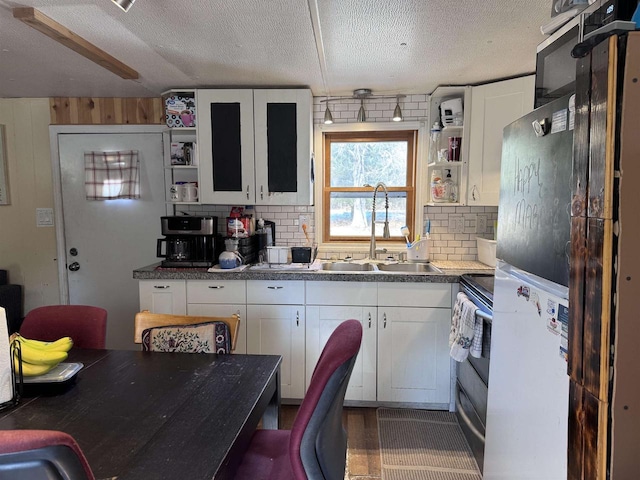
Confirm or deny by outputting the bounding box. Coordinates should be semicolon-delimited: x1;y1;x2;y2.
133;260;494;283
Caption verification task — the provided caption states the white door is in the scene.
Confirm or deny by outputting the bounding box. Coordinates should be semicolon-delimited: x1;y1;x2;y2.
53;127;166;350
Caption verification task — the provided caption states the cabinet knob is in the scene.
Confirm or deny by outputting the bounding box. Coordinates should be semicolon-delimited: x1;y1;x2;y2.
260;185;264;200
208;285;225;289
383;313;387;328
368;313;371;328
296;311;299;326
153;285;170;289
267;286;284;290
246;185;250;200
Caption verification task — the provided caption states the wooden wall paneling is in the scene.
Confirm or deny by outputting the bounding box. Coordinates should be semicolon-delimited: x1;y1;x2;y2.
569;216;586;383
100;98;117;124
572;55;591;217
50;97;71;124
568;380;585;480
583;217;613;400
609;31;640;480
588;37;618;219
49;98;163;125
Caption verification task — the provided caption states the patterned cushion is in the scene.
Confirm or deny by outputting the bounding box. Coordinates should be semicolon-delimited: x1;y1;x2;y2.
141;321;231;354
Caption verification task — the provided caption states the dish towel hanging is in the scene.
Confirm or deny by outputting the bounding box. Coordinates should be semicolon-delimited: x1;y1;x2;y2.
449;292;483;362
85;150;140;200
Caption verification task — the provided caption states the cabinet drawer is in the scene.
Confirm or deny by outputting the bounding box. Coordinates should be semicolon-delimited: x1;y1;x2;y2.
306;281;376;305
377;282;451;308
139;280;186;314
247;280;304;305
187;280;246;304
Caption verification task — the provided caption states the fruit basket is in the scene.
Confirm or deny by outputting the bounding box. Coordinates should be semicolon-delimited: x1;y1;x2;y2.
10;334;77;397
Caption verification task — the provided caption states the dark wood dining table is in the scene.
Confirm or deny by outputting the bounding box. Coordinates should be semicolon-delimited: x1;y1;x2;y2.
0;349;282;480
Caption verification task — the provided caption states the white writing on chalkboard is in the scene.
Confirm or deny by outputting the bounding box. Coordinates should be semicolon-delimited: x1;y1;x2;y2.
514;199;539;230
514;157;542;196
511;156;543;230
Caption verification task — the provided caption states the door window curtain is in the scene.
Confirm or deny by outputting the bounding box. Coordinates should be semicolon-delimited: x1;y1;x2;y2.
84;150;140;200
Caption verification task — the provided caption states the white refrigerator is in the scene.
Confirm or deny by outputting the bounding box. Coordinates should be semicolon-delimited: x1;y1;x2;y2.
483;94;574;479
483;261;569;479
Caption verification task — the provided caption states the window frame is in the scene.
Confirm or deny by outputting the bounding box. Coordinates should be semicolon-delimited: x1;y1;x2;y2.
321;129;417;244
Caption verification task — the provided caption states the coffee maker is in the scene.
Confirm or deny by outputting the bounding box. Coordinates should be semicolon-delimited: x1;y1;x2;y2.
157;216;218;267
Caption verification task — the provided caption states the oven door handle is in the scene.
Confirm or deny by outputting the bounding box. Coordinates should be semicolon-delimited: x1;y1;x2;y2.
475;308;492;323
455;387;486;442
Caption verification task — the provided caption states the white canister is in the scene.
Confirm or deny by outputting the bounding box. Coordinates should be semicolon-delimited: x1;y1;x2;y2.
181;183;198;202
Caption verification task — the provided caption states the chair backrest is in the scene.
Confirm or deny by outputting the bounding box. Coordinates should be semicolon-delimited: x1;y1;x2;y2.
134;310;240;352
0;430;95;480
19;305;107;349
141;321;232;354
290;319;362;480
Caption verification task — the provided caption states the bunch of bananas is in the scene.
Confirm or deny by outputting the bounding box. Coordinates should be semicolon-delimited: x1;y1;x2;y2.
10;334;74;377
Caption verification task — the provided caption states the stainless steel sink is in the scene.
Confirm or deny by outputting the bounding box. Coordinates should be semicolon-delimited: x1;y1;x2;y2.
376;263;442;273
320;262;377;272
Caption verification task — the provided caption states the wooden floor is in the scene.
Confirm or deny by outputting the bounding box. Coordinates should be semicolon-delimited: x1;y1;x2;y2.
281;405;381;480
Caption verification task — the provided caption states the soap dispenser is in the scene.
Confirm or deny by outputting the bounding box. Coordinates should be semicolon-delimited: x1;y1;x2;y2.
443;169;458;203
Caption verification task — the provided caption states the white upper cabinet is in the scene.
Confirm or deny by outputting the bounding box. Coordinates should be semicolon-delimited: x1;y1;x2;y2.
197;89;256;204
466;75;535;206
254;89;313;205
197;88;313;206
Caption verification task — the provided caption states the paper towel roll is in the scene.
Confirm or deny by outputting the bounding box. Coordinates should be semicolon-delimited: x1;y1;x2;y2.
0;307;14;404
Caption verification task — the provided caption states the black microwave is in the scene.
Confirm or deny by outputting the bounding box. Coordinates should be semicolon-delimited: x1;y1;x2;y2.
535;15;582;108
535;0;639;108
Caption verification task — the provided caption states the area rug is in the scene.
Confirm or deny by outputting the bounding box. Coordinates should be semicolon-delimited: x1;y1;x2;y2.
377;408;481;480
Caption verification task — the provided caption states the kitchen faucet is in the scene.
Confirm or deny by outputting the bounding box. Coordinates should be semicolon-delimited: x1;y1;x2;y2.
364;182;390;260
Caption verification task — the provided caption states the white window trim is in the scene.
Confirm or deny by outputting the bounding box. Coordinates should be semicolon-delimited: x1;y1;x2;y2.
313;121;428;253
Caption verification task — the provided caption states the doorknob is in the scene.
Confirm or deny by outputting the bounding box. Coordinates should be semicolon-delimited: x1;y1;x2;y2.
68;262;80;272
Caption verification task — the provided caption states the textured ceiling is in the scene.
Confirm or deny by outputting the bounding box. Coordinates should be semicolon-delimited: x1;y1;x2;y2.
0;0;552;98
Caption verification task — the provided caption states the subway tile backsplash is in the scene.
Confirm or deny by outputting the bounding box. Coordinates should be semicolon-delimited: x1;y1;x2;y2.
424;206;498;261
182;204;498;262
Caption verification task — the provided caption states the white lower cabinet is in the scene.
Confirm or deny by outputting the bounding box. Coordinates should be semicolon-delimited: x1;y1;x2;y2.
139;280;186;315
186;280;248;354
246;304;305;399
377;282;452;405
305;307;376;401
305;280;378;402
247;280;305;399
139;278;454;406
377;306;452;404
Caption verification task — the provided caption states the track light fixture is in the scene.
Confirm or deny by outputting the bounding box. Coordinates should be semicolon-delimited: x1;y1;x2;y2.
112;0;135;12
393;96;403;122
320;89;406;123
323;99;334;124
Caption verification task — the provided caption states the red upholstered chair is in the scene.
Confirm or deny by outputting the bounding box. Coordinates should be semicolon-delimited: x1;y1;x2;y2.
20;305;107;349
0;430;95;479
234;319;363;480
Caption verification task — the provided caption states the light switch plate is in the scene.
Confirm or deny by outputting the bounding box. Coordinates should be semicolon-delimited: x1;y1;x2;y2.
36;208;54;227
450;216;464;233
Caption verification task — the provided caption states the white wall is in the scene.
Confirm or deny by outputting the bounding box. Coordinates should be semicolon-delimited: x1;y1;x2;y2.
0;99;59;313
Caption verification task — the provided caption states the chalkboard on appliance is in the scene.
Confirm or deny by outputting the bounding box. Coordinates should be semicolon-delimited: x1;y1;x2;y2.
496;95;573;287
